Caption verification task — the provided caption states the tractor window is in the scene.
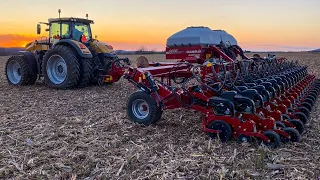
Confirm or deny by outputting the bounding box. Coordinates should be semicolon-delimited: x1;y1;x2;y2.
73;22;91;41
50;23;60;38
61;23;70;38
50;22;70;39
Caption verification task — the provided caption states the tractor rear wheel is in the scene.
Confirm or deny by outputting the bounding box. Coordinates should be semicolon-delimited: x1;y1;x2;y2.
127;91;161;125
77;58;93;88
42;45;80;89
5;55;34;85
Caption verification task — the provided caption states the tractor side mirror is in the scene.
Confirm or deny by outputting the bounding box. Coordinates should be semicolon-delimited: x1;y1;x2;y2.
37;24;41;34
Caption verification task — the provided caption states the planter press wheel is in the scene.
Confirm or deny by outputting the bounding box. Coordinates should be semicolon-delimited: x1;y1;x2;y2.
207;120;233;142
294;112;308;125
296;106;310;118
262;130;281;149
280;127;301;143
276;121;286;129
288;119;305;134
300;102;312;112
237;134;253;144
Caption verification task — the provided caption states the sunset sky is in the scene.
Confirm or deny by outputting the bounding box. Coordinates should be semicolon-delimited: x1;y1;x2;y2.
0;0;319;51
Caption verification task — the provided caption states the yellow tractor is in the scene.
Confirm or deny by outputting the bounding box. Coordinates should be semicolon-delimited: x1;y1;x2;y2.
5;11;130;89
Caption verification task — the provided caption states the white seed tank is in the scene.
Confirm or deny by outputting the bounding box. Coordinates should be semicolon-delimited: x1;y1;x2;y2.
166;26;238;47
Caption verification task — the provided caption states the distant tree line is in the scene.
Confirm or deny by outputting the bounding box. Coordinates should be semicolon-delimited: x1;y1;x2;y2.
115;46;165;55
0;46;165;56
0;48;24;56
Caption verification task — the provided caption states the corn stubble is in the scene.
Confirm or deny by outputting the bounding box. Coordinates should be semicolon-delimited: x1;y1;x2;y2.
0;52;319;179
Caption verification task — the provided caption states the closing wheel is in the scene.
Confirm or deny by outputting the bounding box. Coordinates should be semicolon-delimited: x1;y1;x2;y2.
207;120;232;142
304;98;314;107
307;94;316;102
300;102;312;112
276;121;286;129
287;108;295;113
237;134;253;144
263;130;281;149
297;106;310;118
5;55;34;85
42;45;80;89
283;127;301;143
294;112;308;125
289;119;305;134
127;91;161;125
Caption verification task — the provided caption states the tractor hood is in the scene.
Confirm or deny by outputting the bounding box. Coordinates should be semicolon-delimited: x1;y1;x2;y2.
90;40;115;54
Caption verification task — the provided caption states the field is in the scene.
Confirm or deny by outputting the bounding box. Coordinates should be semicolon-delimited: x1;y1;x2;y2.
0;52;320;179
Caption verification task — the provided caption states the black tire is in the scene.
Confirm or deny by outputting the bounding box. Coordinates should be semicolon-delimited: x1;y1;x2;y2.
77;58;93;88
294;112;308;124
300;102;312;112
263;130;281;149
307;94;316;102
154;107;163;123
28;73;37;85
304;98;314;107
126;91;161;125
297;106;310;118
284;127;301;142
276;121;286;129
102;57;113;73
309;89;319;97
287;108;295;113
5;55;32;85
42;45;80;89
237;134;253;144
207;120;232;142
281;114;292;121
289;119;305;134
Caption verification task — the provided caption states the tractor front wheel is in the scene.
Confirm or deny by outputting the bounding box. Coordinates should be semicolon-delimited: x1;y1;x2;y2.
127;91;161;125
42;45;80;89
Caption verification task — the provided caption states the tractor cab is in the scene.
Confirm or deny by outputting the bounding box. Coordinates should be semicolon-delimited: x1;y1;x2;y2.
37;17;94;46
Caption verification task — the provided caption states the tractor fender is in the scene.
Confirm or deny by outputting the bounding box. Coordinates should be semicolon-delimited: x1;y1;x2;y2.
19;51;38;75
55;39;93;58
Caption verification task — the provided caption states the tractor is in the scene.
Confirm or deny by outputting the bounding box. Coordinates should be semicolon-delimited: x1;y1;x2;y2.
5;11;130;89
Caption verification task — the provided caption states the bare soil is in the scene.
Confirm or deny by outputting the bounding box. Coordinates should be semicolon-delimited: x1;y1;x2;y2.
0;53;319;179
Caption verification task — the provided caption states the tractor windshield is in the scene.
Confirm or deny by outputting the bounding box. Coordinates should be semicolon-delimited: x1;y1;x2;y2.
72;22;92;42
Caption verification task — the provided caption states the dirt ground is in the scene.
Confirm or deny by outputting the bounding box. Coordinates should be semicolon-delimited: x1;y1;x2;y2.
0;53;320;179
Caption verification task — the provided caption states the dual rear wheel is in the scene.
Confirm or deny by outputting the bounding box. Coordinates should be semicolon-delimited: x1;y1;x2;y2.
5;55;37;86
42;45;92;89
5;45;93;89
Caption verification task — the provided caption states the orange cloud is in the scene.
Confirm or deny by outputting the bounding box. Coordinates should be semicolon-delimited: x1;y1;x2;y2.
0;34;37;48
